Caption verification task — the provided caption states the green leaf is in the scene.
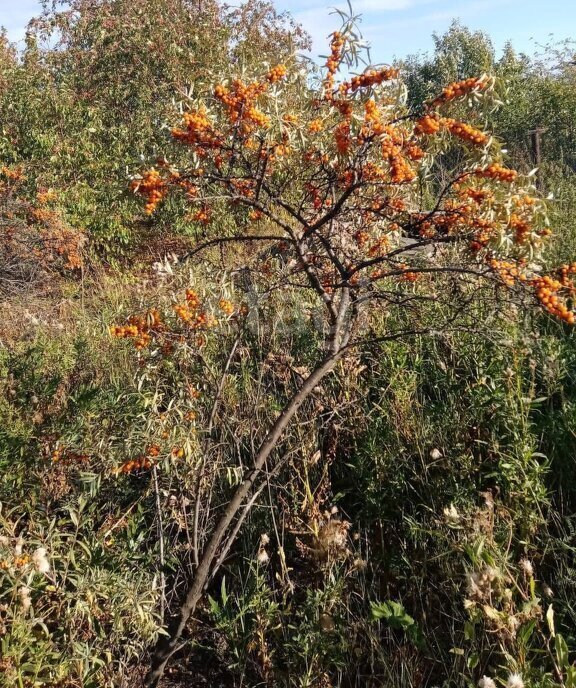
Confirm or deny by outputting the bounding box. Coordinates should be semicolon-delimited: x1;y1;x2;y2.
370;600;425;649
220;576;228;607
517;619;537;646
464;620;476;641
565;665;576;688
207;595;220;617
546;604;555;638
467;652;480;669
555;633;569;669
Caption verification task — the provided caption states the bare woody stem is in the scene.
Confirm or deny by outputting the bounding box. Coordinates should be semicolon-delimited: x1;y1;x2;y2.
144;330;350;687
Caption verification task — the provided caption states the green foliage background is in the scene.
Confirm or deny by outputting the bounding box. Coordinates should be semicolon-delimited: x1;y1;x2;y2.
1;3;576;687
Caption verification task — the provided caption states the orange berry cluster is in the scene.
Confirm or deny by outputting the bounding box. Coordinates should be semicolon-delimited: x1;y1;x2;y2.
248;209;263;221
339;67;399;95
178;180;200;199
388;198;406;212
469;217;496;251
558;263;576;282
270;142;290;160
218;298;235;315
38;218;85;270
460;186;493;204
368;236;390;257
245;106;270;129
118;455;154;474
130;168;167;214
359;123;415;184
173;289;217;329
512;194;536;207
308;119;324;133
405;143;425;161
29;206;54;224
443;118;488;146
486;259;575;324
339;169;355;187
193;206;211;225
531;270;576;323
214;78;272;131
509;213;531;245
323;31;344;97
333;99;353;120
306;183;326;210
171;108;220;151
110;309;162;350
361;101;399;139
419;197;481;237
354;230;370;247
489;258;522;287
399;263;419;282
230;178;256;199
267;65;287;83
334;122;351;154
475;164;518;183
0;554;30;571
414;114;441;136
184;289;200;310
0;164;25;181
51;446;89;466
389;153;416;184
362;162;387;182
362;99;382;133
430;77;488;107
414;114;487;146
36;188;57;205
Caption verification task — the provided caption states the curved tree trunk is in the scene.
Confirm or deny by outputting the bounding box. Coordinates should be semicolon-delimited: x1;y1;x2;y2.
144;346;347;687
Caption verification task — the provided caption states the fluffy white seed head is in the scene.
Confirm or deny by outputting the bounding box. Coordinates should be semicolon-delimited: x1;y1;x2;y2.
507;673;524;688
256;548;270;565
478;677;497;688
443;504;461;524
19;586;32;612
32;547;51;574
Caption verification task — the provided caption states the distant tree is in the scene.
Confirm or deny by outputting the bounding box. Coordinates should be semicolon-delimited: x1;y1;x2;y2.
402;23;576;177
0;0;309;251
402;21;496;109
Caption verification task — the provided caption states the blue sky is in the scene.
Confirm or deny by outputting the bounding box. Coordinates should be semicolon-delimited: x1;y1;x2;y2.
1;0;574;64
278;0;576;63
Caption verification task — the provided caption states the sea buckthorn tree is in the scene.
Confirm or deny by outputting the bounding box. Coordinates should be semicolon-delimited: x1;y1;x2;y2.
120;19;576;686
